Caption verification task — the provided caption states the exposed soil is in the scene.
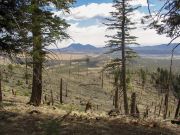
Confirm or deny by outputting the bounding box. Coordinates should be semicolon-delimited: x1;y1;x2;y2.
0;107;179;135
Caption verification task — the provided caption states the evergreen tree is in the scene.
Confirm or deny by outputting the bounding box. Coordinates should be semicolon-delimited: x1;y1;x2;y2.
105;0;138;114
28;0;74;106
0;0;28;54
3;0;75;106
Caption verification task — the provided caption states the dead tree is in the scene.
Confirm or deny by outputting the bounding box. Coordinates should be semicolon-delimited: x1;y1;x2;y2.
65;83;68;97
101;71;104;88
158;97;163;117
69;56;72;78
154;106;157;116
174;99;180;119
50;89;54;105
60;78;63;104
77;61;80;78
144;106;149;118
130;93;136;117
11;89;16;96
0;72;2;103
85;101;92;112
25;53;28;84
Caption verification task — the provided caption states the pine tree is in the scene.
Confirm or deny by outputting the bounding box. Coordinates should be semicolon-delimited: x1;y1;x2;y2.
105;0;138;114
0;0;28;54
4;0;75;106
29;0;74;106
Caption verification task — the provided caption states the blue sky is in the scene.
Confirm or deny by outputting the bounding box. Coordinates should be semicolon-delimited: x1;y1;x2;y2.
74;0;112;6
52;0;178;48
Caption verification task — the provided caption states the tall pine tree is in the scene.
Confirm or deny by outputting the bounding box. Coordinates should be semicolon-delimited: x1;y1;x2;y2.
29;0;74;106
6;0;75;106
105;0;138;114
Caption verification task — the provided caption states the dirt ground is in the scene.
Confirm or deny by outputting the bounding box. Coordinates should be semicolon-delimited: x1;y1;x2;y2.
0;103;179;135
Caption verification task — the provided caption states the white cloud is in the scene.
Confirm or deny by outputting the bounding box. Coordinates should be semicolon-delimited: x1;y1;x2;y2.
54;1;150;21
52;2;176;48
54;3;113;21
129;0;149;7
55;23;108;48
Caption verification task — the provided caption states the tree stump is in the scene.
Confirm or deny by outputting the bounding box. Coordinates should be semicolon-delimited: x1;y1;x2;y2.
85;101;92;113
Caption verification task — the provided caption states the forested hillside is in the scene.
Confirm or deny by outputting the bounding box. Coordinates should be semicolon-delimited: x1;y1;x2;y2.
0;0;179;135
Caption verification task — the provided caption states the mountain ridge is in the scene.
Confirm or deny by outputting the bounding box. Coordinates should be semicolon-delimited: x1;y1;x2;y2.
52;43;180;55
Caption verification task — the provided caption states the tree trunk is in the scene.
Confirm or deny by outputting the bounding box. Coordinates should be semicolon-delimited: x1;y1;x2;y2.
121;0;129;115
77;61;79;78
50;89;54;105
158;97;163;117
69;56;71;77
163;92;169;119
29;0;43;106
0;72;2;103
30;62;42;106
101;71;104;88
115;87;119;109
130;93;136;117
60;78;63;104
25;54;28;84
174;98;180;119
65;83;68;97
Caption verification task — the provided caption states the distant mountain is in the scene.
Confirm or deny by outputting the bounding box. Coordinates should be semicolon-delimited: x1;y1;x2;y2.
59;43;105;54
132;44;180;55
54;43;180;55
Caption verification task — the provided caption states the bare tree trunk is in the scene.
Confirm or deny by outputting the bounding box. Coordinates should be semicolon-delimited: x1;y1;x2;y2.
69;56;71;77
130;93;136;117
25;53;28;84
121;0;129;115
154;106;157;116
174;99;180;119
113;96;115;106
65;83;68;97
115;87;119;108
77;61;79;78
164;92;169;119
50;89;54;105
60;78;63;104
0;72;2;103
158;97;163;117
101;71;104;88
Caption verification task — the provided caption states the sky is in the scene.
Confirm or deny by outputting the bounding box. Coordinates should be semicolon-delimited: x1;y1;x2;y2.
51;0;178;48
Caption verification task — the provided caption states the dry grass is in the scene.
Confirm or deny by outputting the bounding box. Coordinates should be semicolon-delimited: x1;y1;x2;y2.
0;94;179;135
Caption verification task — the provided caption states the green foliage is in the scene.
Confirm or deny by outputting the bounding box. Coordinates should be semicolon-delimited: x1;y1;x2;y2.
147;0;180;39
0;1;27;54
104;0;139;59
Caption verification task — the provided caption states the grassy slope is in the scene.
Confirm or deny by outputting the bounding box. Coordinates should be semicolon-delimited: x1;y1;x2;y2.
0;55;179;135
